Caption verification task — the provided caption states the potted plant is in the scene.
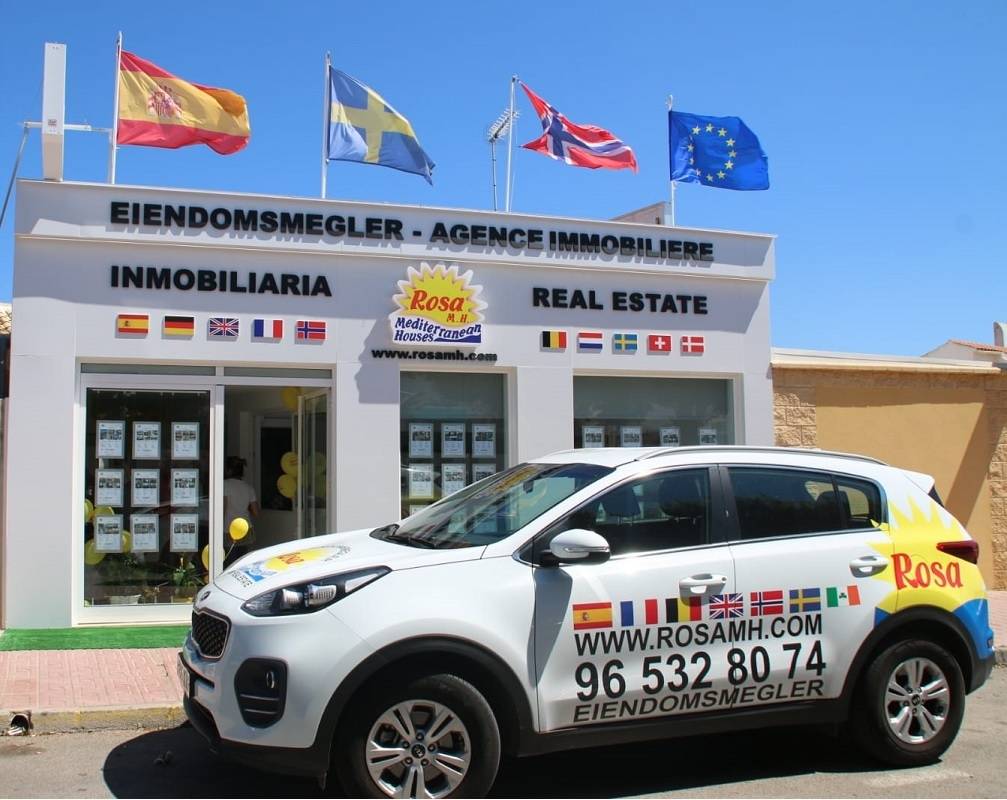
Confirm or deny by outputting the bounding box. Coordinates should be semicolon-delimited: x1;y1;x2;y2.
101;553;147;605
171;556;205;603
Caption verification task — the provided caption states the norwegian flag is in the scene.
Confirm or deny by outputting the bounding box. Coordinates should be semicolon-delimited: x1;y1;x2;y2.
520;83;638;172
648;334;672;353
749;590;784;617
681;335;706;355
295;320;326;341
709;593;744;619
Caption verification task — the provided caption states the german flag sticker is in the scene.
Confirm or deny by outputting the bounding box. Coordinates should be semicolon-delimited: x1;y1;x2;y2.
163;315;195;338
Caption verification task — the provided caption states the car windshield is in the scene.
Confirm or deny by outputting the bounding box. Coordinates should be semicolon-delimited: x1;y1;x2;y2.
385;462;613;548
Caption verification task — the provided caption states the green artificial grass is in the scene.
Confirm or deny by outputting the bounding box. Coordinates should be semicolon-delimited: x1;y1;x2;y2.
0;625;189;651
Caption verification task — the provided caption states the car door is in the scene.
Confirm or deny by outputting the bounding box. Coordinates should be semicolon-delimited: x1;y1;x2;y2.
723;464;892;709
531;466;741;731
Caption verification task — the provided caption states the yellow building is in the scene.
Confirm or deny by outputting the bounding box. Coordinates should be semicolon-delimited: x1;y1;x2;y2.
772;332;1007;590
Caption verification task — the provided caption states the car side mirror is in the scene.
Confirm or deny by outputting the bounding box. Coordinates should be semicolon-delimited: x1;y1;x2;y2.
545;529;610;566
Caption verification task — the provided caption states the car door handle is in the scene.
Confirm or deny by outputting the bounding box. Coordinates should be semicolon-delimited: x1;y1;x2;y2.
849;555;888;577
679;574;728;595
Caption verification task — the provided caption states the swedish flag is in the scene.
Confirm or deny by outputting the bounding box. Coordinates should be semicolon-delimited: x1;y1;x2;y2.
327;68;435;184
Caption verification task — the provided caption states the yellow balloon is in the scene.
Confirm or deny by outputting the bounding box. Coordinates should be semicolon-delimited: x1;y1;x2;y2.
84;539;105;566
201;545;210;569
84;499;94;523
277;473;297;499
280;387;301;411
229;517;250;541
93;506;114;519
280;451;299;476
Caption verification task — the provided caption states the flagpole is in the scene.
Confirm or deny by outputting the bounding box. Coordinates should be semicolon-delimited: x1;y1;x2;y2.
108;31;122;184
666;94;676;227
320;52;331;199
504;74;517;212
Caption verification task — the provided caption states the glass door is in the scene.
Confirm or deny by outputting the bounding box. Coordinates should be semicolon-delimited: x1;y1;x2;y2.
296;389;329;539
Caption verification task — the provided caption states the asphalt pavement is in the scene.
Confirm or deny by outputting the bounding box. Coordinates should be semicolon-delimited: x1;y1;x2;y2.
0;668;1003;799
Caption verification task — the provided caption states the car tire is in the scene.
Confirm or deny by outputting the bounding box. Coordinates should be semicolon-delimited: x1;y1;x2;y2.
335;672;501;798
851;638;965;767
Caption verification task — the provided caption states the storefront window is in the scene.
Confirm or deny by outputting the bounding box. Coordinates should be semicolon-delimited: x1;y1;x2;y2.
83;389;210;607
400;372;506;517
574;376;734;448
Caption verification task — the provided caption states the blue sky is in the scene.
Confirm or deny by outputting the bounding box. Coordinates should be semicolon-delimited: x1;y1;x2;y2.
2;1;1004;356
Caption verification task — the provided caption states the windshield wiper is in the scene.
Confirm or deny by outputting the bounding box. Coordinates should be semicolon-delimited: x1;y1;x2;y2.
378;525;439;549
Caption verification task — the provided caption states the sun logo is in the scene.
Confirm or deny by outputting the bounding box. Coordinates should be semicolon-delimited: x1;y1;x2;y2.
146;84;183;120
868;493;982;620
390;263;486;345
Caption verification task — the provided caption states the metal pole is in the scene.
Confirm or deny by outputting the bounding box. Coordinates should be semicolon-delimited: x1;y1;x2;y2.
0;124;31;231
108;32;122;184
667;94;676;227
504;75;517;212
490;140;498;211
321;52;331;199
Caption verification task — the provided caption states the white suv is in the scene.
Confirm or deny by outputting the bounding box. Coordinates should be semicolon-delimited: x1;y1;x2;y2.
179;446;995;797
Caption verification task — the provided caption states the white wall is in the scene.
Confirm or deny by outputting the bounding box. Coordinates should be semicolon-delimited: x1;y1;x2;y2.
6;180;775;627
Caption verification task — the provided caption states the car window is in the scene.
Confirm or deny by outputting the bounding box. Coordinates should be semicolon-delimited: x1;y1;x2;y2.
835;475;883;528
393;462;613;548
728;467;843;540
728;467;885;540
551;468;712;556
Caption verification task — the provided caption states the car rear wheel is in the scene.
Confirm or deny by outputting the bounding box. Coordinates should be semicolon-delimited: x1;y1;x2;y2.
335;673;500;798
852;638;965;766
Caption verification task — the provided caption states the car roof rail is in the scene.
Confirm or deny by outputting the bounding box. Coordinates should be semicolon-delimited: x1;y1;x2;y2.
635;445;889;467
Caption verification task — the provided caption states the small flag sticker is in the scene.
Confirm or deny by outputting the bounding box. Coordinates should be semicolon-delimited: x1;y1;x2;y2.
296;320;327;342
681;335;706;355
577;331;603;351
252;319;283;341
163;315;195;337
572;602;613;630
208;317;239;338
749;590;784;616
648;334;672;353
541;330;567;350
117;314;149;336
789;587;822;614
613;332;638;352
709;593;745;619
826;585;862;607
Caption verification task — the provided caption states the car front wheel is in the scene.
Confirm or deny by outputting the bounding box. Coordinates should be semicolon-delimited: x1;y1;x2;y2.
853;638;965;767
336;673;501;798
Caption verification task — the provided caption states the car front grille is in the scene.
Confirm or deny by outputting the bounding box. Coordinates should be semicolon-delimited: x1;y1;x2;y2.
191;609;229;659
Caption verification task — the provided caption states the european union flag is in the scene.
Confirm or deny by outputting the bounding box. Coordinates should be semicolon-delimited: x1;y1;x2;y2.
327;68;435;184
669;111;768;190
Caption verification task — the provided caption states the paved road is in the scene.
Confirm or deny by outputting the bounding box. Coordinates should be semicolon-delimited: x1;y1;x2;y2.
1;669;1004;798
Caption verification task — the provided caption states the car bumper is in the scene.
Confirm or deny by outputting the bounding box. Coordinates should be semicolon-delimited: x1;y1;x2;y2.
969;650;995;693
179;585;375;768
182;686;330;777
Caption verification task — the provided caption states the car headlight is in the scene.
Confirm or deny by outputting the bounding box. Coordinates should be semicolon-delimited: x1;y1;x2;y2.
240;566;390;617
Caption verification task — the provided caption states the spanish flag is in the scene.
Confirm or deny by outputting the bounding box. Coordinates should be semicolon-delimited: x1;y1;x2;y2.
571;602;613;630
117;314;149;335
117;50;250;155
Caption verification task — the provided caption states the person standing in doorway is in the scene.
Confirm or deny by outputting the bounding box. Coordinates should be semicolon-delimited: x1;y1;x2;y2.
223;455;260;566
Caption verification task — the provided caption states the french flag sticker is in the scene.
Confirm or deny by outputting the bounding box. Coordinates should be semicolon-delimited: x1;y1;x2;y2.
252;319;283;341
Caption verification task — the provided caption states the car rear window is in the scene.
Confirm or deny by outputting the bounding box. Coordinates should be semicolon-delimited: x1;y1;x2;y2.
728;467;883;541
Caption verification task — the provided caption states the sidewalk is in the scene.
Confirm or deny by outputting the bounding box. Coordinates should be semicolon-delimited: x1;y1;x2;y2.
2;592;1006;734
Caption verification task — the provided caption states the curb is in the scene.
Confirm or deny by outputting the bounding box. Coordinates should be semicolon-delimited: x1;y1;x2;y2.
4;704;184;735
997;646;1007;667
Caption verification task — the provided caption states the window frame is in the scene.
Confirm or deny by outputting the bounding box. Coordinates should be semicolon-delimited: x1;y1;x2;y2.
719;463;888;545
524;465;729;565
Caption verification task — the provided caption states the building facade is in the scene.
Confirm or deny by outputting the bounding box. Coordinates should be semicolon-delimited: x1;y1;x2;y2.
5;180;775;628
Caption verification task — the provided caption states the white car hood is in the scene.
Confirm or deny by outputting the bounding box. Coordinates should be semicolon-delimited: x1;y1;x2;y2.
213;527;484;601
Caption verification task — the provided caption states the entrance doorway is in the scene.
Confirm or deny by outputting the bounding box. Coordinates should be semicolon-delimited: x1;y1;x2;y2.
223;385;330;566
